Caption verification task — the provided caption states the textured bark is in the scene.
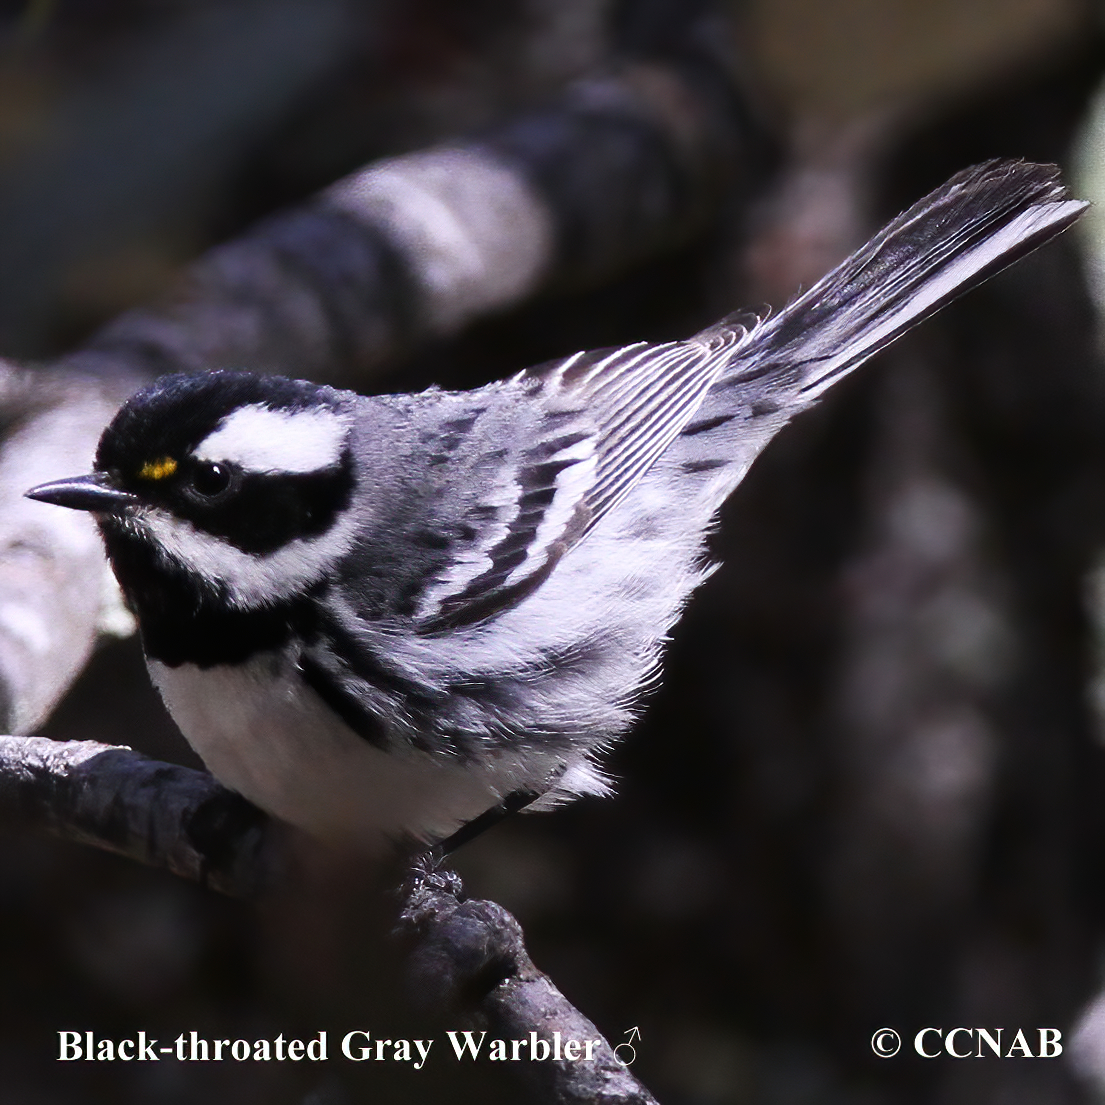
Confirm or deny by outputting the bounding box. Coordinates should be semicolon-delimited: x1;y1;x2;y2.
0;735;274;896
0;732;660;1104
403;863;660;1105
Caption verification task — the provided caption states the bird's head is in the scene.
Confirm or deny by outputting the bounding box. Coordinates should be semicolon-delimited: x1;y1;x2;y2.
26;371;358;611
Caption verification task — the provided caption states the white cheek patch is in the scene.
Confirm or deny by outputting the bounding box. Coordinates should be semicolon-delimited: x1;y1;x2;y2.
196;404;348;474
137;506;359;608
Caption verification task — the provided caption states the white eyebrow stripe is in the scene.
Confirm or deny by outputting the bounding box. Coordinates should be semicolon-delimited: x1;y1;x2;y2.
196;405;349;474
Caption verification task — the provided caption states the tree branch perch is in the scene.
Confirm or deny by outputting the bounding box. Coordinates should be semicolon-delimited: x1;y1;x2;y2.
0;733;660;1104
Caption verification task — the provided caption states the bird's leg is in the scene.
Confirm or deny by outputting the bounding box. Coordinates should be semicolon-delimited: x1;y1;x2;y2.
424;787;543;866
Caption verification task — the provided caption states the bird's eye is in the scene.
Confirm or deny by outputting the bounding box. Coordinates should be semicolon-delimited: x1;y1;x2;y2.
189;460;234;500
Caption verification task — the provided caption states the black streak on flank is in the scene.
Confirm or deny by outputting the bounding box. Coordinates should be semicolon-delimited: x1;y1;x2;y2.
414;529;451;551
525;458;577;486
527;430;591;461
302;610;450;750
715;360;785;389
298;652;391;747
541;409;585;429
682;412;733;437
749;397;782;417
680;458;727;474
440;410;484;436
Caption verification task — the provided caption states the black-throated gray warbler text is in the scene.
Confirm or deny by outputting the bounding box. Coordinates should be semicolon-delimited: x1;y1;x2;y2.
26;161;1085;855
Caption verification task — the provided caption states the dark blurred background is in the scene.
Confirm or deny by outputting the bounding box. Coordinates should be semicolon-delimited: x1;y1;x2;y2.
3;0;1105;1102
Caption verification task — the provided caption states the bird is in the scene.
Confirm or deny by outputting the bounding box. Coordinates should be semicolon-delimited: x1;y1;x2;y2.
26;160;1086;856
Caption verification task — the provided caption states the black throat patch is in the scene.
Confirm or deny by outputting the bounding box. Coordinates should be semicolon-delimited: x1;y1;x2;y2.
101;518;325;667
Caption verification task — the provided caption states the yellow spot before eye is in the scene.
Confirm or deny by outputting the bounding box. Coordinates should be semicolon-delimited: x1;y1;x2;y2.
138;457;178;481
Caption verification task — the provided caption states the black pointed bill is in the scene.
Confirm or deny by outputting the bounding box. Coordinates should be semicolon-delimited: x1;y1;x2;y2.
25;473;138;513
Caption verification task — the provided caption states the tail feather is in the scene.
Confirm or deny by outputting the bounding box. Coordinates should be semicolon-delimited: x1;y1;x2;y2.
723;160;1087;400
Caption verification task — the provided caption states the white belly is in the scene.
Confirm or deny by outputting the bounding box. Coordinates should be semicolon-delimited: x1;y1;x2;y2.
147;652;567;854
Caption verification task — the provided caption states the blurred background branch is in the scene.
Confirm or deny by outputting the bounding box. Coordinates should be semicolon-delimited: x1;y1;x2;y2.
0;0;765;738
1;1;1105;1104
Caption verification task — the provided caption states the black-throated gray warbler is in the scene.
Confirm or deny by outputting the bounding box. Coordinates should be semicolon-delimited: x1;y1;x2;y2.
26;161;1085;854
